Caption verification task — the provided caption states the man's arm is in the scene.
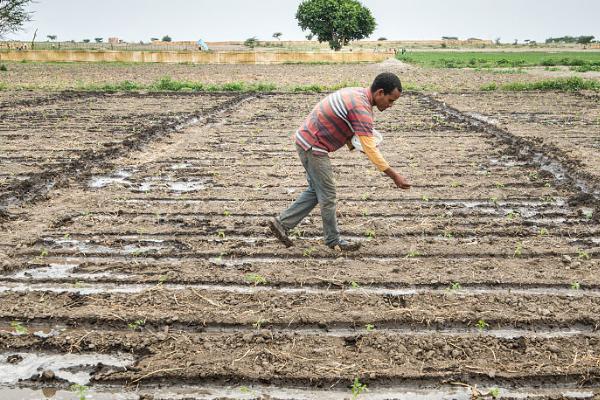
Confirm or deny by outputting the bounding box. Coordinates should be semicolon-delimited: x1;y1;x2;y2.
357;135;411;189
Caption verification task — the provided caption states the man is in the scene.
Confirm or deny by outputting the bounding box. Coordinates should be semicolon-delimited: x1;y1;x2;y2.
269;72;411;251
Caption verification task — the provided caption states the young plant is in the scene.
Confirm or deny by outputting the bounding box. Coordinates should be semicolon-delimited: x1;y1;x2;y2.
450;181;462;188
365;324;375;333
11;321;28;335
217;230;226;239
40;247;49;257
290;227;304;239
303;246;316;257
489;196;499;207
538;228;549;236
495;182;505;188
443;230;454;239
253;317;267;330
571;281;581;290
70;384;89;400
513;242;523;257
476;319;489;332
127;319;146;330
364;229;376;239
577;249;591;260
350;281;360;289
351;377;368;399
157;275;168;285
405;250;421;258
421;195;430;202
223;210;232;217
488;387;501;399
244;273;267;285
448;282;462;291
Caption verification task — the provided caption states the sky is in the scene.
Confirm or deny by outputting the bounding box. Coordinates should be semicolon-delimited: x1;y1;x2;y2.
8;0;600;44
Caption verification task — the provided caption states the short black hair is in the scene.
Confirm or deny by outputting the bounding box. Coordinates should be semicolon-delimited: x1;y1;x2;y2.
370;72;402;95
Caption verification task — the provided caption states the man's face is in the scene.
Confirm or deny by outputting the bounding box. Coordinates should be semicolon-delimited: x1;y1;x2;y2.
373;88;401;111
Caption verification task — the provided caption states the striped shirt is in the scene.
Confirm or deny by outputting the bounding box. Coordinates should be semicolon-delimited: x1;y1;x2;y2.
295;87;375;156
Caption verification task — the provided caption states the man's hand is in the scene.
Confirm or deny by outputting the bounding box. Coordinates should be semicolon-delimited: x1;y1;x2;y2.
384;167;411;189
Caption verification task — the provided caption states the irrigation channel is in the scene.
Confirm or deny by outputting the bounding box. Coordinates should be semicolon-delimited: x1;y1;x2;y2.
0;90;598;399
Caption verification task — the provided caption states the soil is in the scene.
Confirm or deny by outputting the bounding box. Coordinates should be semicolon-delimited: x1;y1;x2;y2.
0;65;599;399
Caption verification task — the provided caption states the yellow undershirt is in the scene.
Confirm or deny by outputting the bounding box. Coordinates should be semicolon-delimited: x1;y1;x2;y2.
347;135;390;172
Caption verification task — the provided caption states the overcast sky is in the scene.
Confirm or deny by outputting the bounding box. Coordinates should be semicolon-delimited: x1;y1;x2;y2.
8;0;600;43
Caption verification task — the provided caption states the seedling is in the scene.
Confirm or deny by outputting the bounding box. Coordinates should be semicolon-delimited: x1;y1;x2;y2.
544;182;552;188
538;228;549;236
528;172;539;181
361;193;370;201
303;246;316;257
11;321;28;335
127;319;146;330
405;250;421;258
488;387;500;398
448;282;462;291
70;384;89;400
450;181;462;188
361;209;369;217
40;247;49;257
583;210;593;220
577;250;590;260
364;229;376;239
506;211;519;220
223;210;232;217
513;242;523;257
421;195;430;202
571;281;581;290
63;233;71;240
489;196;499;207
244;273;267;285
290;227;304;239
476;319;489;332
365;324;375;332
351;377;368;399
495;182;505;188
350;281;360;289
253;317;267;330
443;230;454;239
240;386;252;394
157;275;168;285
217;230;226;239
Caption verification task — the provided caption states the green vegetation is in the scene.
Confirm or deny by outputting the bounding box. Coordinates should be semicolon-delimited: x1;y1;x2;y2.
350;281;360;289
127;319;146;330
577;249;591;260
364;228;376;239
481;77;600;92
11;321;28;334
397;51;600;69
513;242;523;257
296;0;376;51
350;377;368;399
0;64;7;71
244;273;267;285
365;324;375;332
70;384;89;400
448;282;462;291
571;282;581;291
244;37;259;48
488;387;501;399
476;319;489;332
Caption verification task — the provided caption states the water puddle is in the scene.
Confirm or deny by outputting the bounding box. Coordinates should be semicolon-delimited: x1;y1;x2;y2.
88;170;210;193
0;352;134;386
40;238;172;256
88;169;134;189
13;263;131;281
0;387;137;400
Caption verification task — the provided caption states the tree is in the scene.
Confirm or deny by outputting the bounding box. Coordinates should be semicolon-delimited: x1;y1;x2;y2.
377;37;387;41
296;0;376;51
495;37;501;45
94;37;103;43
46;34;56;41
272;32;282;40
577;35;594;44
244;36;258;48
161;35;172;42
150;37;159;41
0;0;34;38
82;39;90;43
306;33;314;41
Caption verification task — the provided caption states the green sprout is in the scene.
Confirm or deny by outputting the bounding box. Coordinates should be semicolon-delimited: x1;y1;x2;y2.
364;229;376;239
421;195;430;202
40;247;49;257
513;242;523;257
578;249;590;260
583;210;593;220
244;273;267;285
361;193;370;201
63;233;71;240
476;319;489;332
351;377;368;399
489;196;499;206
528;172;539;181
70;384;89;400
290;227;304;239
157;275;168;285
303;246;316;257
217;230;226;239
240;386;252;394
448;282;462;291
11;321;28;335
450;181;462;188
495;182;505;188
443;230;454;239
538;228;549;236
127;319;146;330
365;324;375;333
506;211;519;220
223;210;232;217
350;281;360;289
253;317;267;330
571;281;581;290
488;387;501;398
405;250;421;258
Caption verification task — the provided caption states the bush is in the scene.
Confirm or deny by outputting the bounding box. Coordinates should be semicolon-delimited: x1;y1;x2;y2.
502;77;600;92
244;37;259;48
0;64;7;72
480;83;498;91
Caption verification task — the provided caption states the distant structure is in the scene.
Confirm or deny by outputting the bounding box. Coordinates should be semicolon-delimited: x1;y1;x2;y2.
197;39;209;51
108;37;120;44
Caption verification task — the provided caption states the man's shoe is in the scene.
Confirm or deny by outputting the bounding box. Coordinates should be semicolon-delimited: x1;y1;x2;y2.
328;239;361;251
268;217;293;247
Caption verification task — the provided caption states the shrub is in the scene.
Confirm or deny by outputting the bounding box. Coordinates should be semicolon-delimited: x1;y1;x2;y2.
0;64;7;71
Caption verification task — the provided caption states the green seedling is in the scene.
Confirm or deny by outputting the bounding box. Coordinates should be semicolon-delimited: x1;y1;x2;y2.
489;196;499;207
528;172;539;181
223;210;232;217
506;211;519;220
351;377;368;399
450;181;462;188
303;246;316;257
513;242;523;257
448;282;462;291
127;319;146;330
571;281;581;290
239;386;253;394
361;209;369;217
476;319;489;332
578;249;590;260
73;281;86;288
583;210;593;220
350;281;360;289
365;324;375;332
244;273;267;285
217;230;226;239
544;182;552;188
40;247;49;257
361;193;370;201
364;229;376;239
538;228;549;236
405;250;421;258
63;233;71;240
495;182;505;188
290;227;304;239
421;195;430;202
488;387;501;399
253;317;267;330
443;230;454;239
11;321;28;335
157;275;168;285
70;384;89;400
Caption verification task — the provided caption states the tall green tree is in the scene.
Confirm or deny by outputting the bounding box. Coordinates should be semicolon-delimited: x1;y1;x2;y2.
296;0;375;51
0;0;34;38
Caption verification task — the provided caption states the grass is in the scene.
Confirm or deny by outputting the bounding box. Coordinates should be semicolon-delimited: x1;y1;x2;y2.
480;77;600;92
397;51;600;69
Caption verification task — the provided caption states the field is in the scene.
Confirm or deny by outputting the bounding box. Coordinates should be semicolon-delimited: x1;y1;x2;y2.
0;60;599;399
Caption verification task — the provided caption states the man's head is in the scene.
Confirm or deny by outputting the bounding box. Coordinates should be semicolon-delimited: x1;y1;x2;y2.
370;72;402;111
